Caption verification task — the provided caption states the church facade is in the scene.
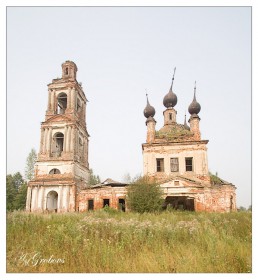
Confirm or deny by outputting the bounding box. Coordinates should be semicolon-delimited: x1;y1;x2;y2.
26;62;236;213
142;71;236;212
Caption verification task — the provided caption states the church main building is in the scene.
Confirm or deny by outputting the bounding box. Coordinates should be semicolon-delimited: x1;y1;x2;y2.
142;70;236;211
26;62;236;213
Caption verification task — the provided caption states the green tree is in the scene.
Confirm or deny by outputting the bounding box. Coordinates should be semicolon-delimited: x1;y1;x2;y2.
126;176;164;213
24;148;37;181
6;173;27;211
13;183;28;210
89;169;101;186
6;175;18;211
238;206;247;212
12;172;24;190
122;172;132;183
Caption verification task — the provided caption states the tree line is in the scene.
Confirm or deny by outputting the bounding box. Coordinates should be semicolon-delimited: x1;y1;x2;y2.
7;149;251;213
7;148;37;211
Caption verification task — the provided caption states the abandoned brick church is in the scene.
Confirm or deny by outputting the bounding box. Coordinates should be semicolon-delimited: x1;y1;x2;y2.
26;61;237;213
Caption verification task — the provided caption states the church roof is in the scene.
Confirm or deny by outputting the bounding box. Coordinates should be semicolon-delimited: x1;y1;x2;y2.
155;123;193;142
88;178;128;188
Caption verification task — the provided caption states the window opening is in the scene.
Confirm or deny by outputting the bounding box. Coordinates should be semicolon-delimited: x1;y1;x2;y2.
88;199;94;211
78;137;83;160
185;157;193;171
103;199;110;208
49;168;61;174
53;133;64;157
57;93;67;114
170;158;179;172
77;98;82;112
169;113;172;120
156;158;164;172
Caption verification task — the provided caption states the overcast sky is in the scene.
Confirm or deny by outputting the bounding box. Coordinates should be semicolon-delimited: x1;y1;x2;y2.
6;6;251;208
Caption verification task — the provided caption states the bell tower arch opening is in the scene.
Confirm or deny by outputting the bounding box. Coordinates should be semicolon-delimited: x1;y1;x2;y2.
52;132;64;157
57;93;67;114
46;191;58;212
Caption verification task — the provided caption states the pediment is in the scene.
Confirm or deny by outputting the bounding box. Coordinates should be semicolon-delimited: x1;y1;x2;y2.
45;115;72;124
160;176;203;188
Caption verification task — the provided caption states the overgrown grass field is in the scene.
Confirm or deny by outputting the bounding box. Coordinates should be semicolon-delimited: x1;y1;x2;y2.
7;210;252;273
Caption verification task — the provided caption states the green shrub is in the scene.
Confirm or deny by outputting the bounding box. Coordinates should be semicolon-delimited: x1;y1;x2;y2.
126;176;163;213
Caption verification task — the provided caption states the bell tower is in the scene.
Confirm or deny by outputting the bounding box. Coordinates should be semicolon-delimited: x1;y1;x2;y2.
26;61;90;213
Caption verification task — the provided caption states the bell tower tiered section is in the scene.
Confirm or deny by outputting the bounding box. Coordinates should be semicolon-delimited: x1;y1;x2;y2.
27;61;90;212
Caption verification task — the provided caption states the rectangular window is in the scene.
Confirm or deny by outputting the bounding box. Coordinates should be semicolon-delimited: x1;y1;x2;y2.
103;199;110;208
156;158;164;172
88;199;94;210
174;180;179;186
170;158;179;172
185;157;193;171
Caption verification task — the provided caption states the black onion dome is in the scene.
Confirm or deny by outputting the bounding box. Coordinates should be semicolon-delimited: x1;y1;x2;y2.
188;83;201;115
144;95;155;118
163;86;178;108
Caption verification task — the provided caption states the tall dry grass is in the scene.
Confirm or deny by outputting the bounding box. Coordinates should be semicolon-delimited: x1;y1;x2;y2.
6;209;252;273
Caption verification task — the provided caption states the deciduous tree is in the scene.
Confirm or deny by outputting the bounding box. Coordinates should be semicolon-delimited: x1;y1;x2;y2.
89;169;101;186
24;148;37;181
126;176;163;213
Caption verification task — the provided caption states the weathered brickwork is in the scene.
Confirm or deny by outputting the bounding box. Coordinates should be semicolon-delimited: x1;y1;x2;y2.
27;61;89;213
78;185;127;212
27;63;236;213
140;77;237;212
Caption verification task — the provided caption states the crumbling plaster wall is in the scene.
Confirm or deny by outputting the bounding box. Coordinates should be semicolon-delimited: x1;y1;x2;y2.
143;142;209;178
27;183;76;213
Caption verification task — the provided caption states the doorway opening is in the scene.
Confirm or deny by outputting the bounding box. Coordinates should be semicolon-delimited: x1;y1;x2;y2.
118;198;126;212
164;196;195;211
46;191;58;212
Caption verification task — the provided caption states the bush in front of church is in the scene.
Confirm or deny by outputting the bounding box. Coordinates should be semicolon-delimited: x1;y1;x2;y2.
126;176;163;213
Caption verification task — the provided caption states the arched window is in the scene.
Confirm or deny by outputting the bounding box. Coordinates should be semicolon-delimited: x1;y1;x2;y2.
78;137;84;161
76;98;82;112
49;168;61;174
52;132;64;157
65;67;69;75
57;93;67;114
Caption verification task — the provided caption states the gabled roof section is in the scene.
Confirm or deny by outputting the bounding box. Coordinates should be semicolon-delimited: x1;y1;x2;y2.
209;173;232;186
159;175;205;188
88;178;128;189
